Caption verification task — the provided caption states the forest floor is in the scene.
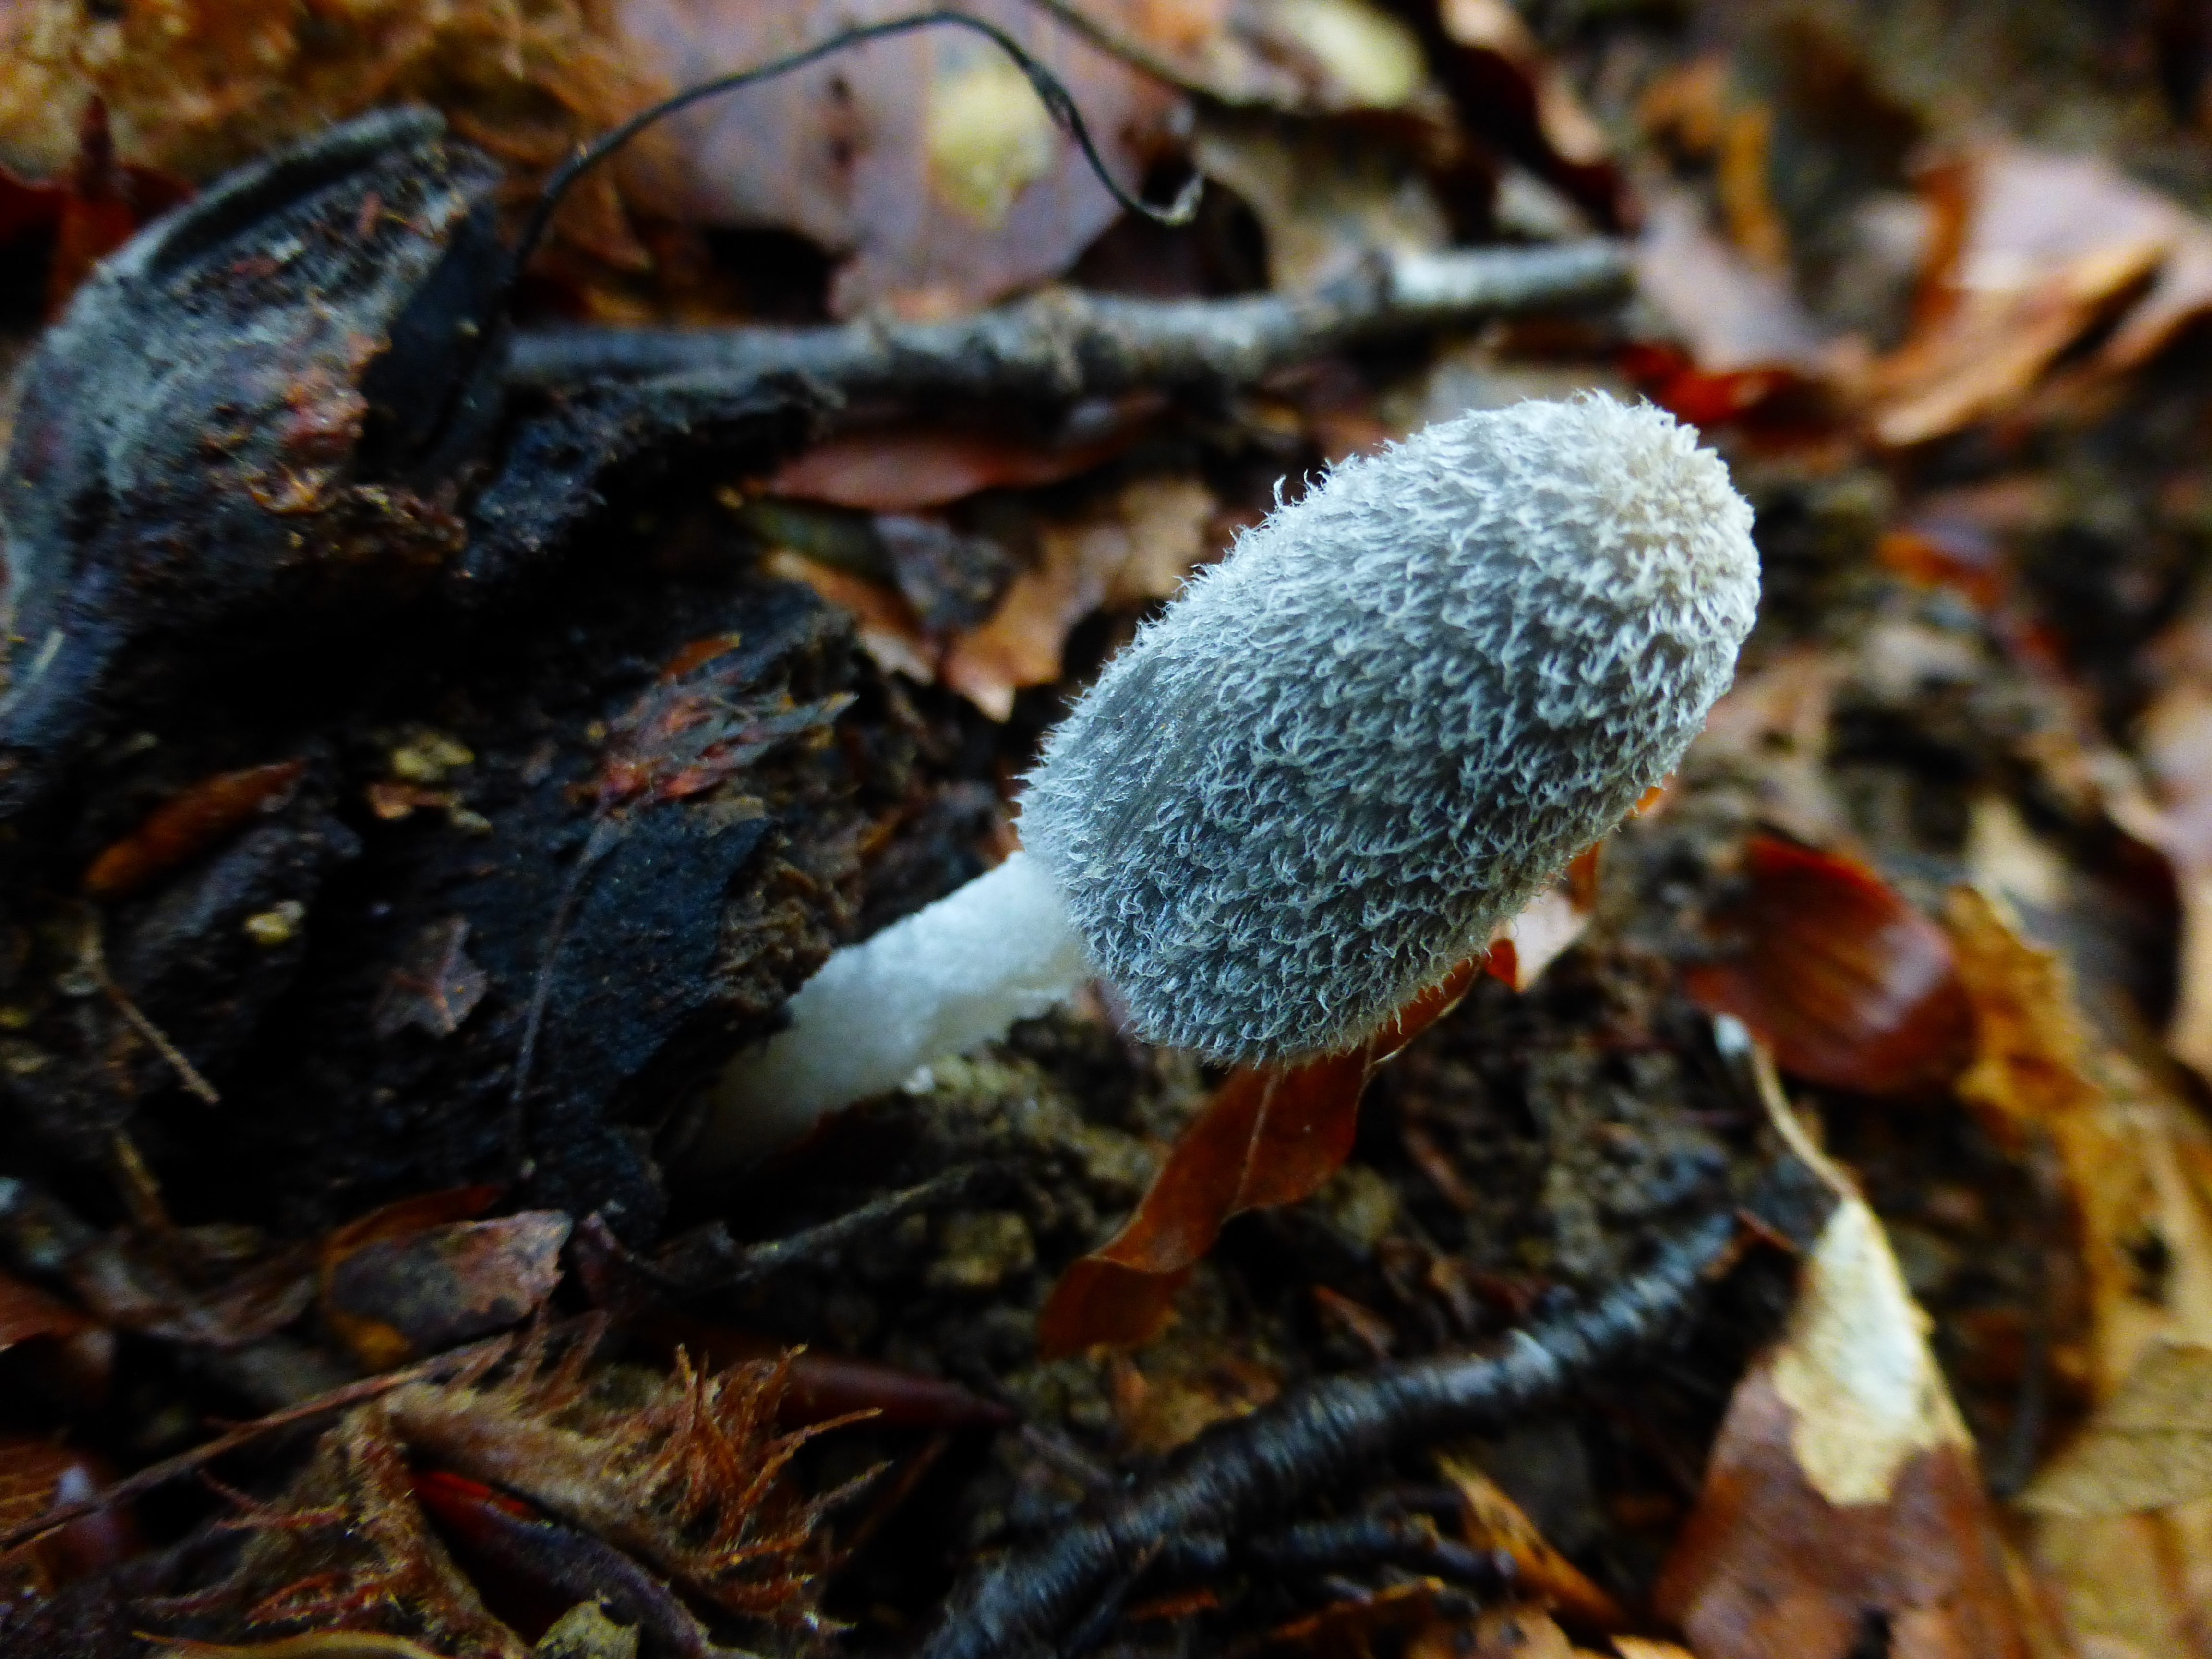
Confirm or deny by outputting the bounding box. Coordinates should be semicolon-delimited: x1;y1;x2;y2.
6;1;2212;1656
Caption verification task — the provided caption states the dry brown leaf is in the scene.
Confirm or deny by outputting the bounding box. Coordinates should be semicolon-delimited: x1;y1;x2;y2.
0;1264;94;1351
943;475;1217;720
1110;1345;1281;1455
1408;1606;1577;1659
613;0;1182;318
1868;146;2211;445
1684;836;1973;1096
2025;1342;2212;1517
1607;1643;1697;1659
1191;108;1448;293
1948;887;2212;1656
1634;186;1843;377
766;551;937;689
1655;1195;2030;1659
765;408;1156;513
1039;958;1480;1355
322;1212;571;1371
0;0;657;259
1438;1453;1629;1632
82;760;305;901
2132;656;2212;1085
1949;886;2212;1390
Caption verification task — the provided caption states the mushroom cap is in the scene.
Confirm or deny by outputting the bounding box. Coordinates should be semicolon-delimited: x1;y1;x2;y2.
1019;393;1759;1062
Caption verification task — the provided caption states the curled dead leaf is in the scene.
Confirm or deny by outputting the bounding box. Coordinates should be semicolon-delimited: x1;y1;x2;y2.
323;1212;571;1371
1684;836;1972;1095
1438;1454;1629;1632
1869;145;2207;445
1038;958;1480;1356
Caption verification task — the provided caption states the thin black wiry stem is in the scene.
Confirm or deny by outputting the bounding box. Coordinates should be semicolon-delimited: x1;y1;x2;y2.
514;9;1197;276
918;1211;1736;1659
655;1167;992;1293
507;241;1631;405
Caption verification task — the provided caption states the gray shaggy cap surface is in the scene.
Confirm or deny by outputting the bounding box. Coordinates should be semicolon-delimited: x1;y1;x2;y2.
1019;394;1759;1063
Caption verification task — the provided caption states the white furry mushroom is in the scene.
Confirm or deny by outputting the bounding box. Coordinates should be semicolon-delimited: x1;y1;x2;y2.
695;394;1758;1169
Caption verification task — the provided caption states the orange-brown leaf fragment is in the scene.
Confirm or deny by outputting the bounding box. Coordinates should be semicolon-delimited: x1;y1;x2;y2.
0;1266;92;1351
766;415;1150;514
1440;1455;1629;1632
83;759;304;899
323;1213;571;1371
1038;959;1479;1356
1684;835;1972;1094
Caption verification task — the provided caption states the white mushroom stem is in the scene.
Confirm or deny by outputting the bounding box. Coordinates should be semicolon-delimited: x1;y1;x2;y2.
692;852;1089;1169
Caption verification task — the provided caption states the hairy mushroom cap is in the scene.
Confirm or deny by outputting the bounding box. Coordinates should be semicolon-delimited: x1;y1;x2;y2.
1019;393;1759;1062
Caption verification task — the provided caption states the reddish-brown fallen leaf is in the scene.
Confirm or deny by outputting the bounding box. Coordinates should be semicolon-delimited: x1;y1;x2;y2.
323;1212;571;1371
81;759;305;899
1038;957;1480;1357
1683;835;1972;1095
370;917;490;1042
766;408;1154;514
1654;1198;2031;1659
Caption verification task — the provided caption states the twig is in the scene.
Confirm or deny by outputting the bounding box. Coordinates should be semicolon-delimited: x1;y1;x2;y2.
0;1333;516;1557
640;1165;996;1297
505;242;1632;403
80;907;220;1106
918;1212;1737;1659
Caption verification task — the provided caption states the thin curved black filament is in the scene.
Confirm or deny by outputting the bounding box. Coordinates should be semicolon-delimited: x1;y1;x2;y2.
513;8;1201;276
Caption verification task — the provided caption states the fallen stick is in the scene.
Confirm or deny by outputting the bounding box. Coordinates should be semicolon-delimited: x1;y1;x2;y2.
0;1333;515;1557
917;1210;1736;1659
505;241;1632;405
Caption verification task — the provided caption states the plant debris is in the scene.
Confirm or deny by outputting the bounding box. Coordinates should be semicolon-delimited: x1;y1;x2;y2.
17;1;2212;1655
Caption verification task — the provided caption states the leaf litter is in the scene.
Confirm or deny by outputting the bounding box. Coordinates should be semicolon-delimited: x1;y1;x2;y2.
21;0;2212;1656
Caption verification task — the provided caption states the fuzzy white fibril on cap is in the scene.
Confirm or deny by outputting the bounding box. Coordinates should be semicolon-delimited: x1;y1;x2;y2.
1019;392;1759;1061
696;394;1756;1169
